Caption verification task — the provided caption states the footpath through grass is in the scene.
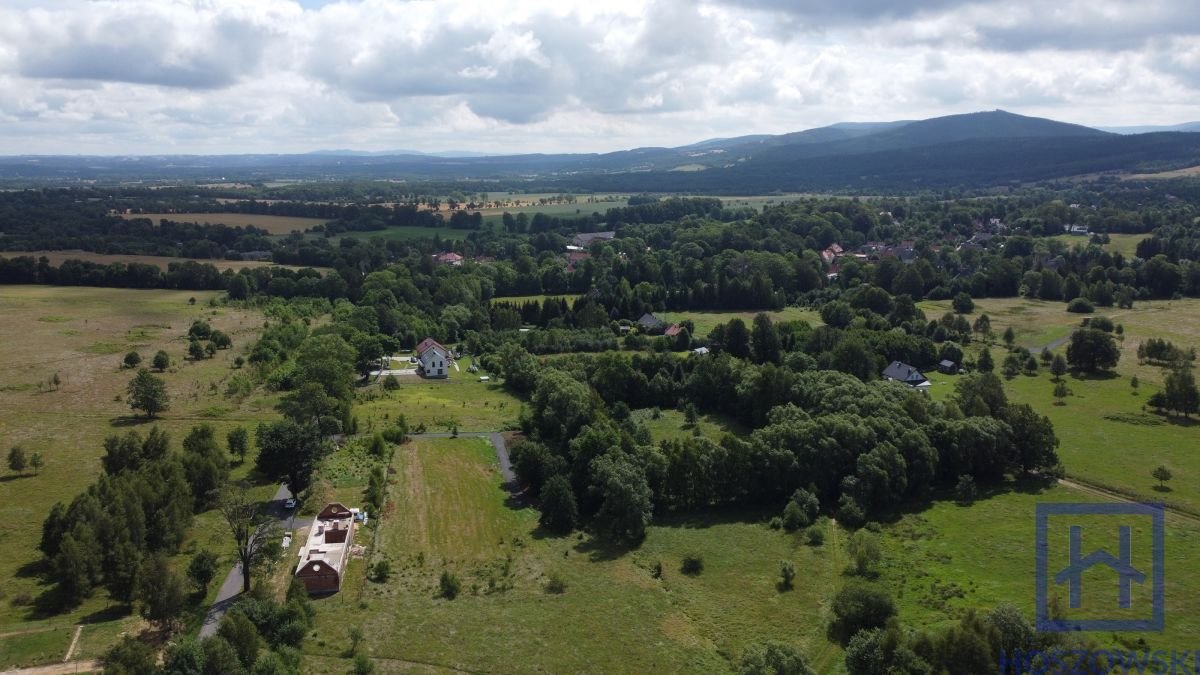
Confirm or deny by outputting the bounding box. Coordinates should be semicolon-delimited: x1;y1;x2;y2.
306;437;843;674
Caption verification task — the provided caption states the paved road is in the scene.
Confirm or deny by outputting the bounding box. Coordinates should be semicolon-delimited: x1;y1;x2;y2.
1030;330;1076;355
409;432;514;485
198;483;306;638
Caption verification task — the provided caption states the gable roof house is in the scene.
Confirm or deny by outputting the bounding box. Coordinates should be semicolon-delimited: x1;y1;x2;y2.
295;503;357;595
415;337;450;379
637;313;666;333
882;361;931;389
433;252;464;266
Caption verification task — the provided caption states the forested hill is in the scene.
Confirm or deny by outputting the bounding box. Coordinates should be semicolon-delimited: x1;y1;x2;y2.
2;111;1199;191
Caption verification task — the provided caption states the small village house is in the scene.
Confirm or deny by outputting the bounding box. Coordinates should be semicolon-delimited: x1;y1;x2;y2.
882;360;931;390
415;337;451;379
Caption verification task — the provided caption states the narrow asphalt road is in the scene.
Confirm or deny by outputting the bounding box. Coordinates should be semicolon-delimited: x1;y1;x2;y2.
1030;330;1075;354
198;483;306;638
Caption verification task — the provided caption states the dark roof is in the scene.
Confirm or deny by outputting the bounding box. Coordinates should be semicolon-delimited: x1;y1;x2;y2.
882;360;928;385
939;359;957;368
637;313;664;329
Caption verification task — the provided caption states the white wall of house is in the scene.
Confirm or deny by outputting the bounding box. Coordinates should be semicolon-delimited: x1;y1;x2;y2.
419;347;448;377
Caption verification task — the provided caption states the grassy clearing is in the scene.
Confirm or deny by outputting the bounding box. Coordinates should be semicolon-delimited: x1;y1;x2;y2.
490;293;582;306
631;407;746;444
341;226;468;242
356;367;522;434
656;307;823;337
879;480;1200;646
4;250;322;272
1048;233;1148;258
306;437;842;674
121;212;327;234
0;286;275;667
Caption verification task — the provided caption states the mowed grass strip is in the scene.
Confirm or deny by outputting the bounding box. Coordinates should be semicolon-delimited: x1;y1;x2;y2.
357;367;522;434
307;437;842;674
121;212;327;234
0;286;276;666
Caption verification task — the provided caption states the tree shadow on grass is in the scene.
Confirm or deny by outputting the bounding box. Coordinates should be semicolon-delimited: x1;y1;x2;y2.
1068;370;1119;382
1153;485;1174;493
652;506;776;530
15;558;48;579
80;604;131;625
572;535;634;563
109;415;155;428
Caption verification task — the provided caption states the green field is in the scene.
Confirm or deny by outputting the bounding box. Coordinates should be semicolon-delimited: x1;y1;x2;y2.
879;480;1200;646
305;437;845;674
0;286;276;668
921;297;1200;511
122;212;328;234
631;407;746;443
1049;233;1148;258
357;365;522;434
657;307;823;337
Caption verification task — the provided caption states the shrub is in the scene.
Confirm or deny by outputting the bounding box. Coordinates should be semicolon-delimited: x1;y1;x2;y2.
1067;297;1095;313
352;653;375;675
545;572;567;594
768;516;783;530
382;374;400;390
680;554;704;576
439;570;461;599
369;560;391;583
828;581;896;644
955;474;978;505
779;560;796;590
804;525;825;546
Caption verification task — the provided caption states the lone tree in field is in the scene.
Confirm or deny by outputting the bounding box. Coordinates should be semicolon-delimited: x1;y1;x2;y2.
152;350;171;372
29;451;43;474
227;427;249;463
215;486;280;594
8;446;27;475
127;368;169;418
1152;465;1173;490
1003;326;1016;349
187;549;219;595
1163;368;1200;418
1050;354;1067;381
1053;381;1069;405
1066;328;1121;373
123;351;142;369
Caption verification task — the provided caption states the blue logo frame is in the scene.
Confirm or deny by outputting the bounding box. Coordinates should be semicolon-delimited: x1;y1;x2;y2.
1035;503;1164;632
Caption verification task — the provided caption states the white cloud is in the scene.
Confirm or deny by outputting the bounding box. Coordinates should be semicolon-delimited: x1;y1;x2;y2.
0;0;1196;154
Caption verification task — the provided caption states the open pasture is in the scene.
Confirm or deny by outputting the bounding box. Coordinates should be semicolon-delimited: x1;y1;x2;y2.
121;212;328;234
1048;232;1148;258
0;286;274;668
306;437;843;674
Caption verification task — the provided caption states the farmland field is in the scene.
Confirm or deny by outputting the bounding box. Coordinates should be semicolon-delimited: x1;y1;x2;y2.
304;437;845;674
0;286;276;669
5;250;323;272
121;212;328;234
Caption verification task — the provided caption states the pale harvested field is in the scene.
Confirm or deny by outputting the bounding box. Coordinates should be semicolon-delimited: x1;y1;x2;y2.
121;212;328;234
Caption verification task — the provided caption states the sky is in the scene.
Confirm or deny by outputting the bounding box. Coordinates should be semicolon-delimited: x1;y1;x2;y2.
1;0;1198;155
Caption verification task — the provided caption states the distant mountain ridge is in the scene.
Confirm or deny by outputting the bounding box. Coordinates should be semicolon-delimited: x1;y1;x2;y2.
1099;122;1200;135
3;109;1200;190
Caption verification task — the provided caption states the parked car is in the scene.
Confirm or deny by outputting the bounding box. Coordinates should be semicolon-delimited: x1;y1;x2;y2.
284;498;297;510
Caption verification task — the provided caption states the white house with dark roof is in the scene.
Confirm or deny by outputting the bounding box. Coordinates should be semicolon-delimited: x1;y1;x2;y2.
415;337;450;379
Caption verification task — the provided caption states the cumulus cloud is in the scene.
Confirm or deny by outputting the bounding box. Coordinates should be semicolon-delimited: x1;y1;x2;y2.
0;0;1196;154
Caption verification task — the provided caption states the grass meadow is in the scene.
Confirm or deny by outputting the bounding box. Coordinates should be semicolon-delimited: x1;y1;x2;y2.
920;297;1200;512
1049;233;1148;258
356;364;523;434
305;437;846;674
0;286;276;668
656;306;823;337
121;212;328;234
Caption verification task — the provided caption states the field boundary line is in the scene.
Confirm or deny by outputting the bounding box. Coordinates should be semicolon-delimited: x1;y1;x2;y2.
61;626;82;662
1058;475;1200;524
